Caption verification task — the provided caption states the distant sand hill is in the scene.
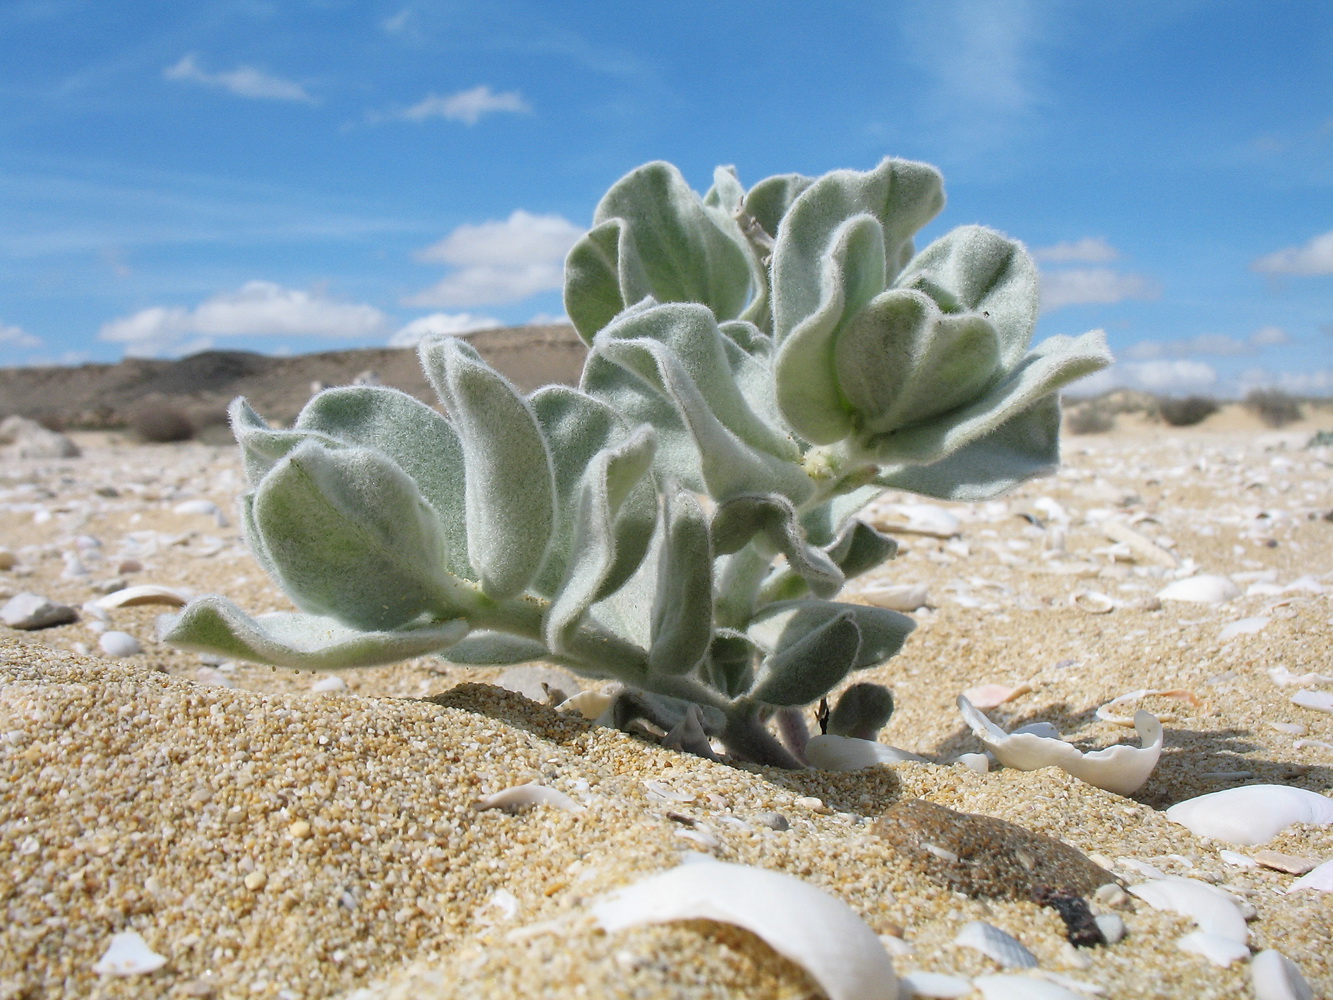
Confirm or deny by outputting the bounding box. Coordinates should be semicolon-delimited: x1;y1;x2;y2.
0;324;586;430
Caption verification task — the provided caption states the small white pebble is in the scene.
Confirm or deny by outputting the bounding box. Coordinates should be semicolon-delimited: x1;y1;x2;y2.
98;631;141;657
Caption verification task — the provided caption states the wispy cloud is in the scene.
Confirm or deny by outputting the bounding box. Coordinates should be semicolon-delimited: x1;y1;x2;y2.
164;54;315;104
367;85;531;126
1040;267;1159;311
1033;237;1119;264
1124;326;1289;361
1251;230;1333;276
99;281;387;358
1;320;42;350
405;210;583;308
389;312;502;347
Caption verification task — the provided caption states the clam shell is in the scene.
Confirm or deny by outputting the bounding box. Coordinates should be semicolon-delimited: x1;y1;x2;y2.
94;584;190;609
1291;689;1333;713
591;860;899;1000
1251;949;1315;1000
954;921;1038;969
958;695;1163;796
92;930;167;976
475;782;584;813
1164;785;1333;845
805;734;930;771
1288;859;1333;893
1177;930;1250;967
1070;590;1115;614
1157;575;1240;604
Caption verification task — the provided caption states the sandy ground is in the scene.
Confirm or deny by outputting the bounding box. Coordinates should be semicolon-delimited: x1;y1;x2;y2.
2;407;1332;999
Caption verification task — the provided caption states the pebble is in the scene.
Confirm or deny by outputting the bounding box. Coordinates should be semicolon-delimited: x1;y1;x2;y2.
98;631;142;657
1;592;78;629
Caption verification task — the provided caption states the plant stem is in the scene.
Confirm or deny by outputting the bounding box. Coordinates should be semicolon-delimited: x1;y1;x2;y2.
720;702;805;768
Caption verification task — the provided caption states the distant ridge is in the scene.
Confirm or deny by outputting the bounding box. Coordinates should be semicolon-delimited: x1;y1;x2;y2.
0;324;585;429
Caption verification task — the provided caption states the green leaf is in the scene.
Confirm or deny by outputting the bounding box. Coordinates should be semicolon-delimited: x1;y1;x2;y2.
824;519;898;580
705;630;756;699
750;608;861;707
772;215;886;444
251;440;466;631
899;225;1040;369
564;219;631;344
421;336;556;598
443;631;550;665
294;386;472;580
591;161;753;322
743;172;815;242
834;288;1002;435
749;600;915;678
862;328;1112;467
230;397;339;487
160;595;467;670
712;492;844;599
648;483;713;676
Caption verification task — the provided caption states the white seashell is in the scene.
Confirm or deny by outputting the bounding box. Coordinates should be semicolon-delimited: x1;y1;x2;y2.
1094;913;1125;944
957;695;1162;795
1099;519;1178;567
1156;575;1240;604
98;631;141;657
642;779;694;803
1218;617;1269;641
1268;666;1333;686
1218;850;1258;868
961;683;1032;709
173;499;228;526
92;930;167;976
954;752;990;773
862;584;931;612
475;782;584;813
1094;688;1199;726
311;676;348;693
94;584;190;609
1164;785;1333;845
591;861;899;1000
901;970;973;998
556;689;615;720
974;976;1083;1000
875;503;961;538
1287;859;1333;893
1127;878;1248;945
954;921;1038;969
1291;689;1333;713
805;734;930;771
1069;590;1115;614
1177;930;1250;967
1251;850;1319;875
1251;949;1315;1000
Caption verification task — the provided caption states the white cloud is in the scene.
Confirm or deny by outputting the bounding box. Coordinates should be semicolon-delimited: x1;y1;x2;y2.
1039;267;1159;311
1251;230;1333;276
1077;359;1219;397
390;312;502;347
1;320;42;349
1124;326;1290;361
164;54;315;103
406;210;584;308
99;281;388;358
383;85;530;126
1033;237;1119;264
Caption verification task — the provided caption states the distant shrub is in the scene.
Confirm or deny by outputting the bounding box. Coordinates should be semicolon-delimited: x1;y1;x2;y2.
129;404;195;442
1244;388;1302;428
1066;402;1115;434
1158;395;1219;427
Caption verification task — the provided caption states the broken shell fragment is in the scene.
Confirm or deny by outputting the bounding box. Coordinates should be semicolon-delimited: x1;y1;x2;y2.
861;583;931;612
92;930;167;976
974;976;1082;1000
1288;859;1333;893
954;921;1038;969
962;683;1033;710
873;503;961;538
1163;785;1333;845
590;861;898;1000
475;782;584;813
94;584;190;609
1094;688;1200;726
1157;575;1240;604
1099;519;1178;567
1128;878;1248;948
1251;949;1315;1000
957;695;1163;795
804;734;930;771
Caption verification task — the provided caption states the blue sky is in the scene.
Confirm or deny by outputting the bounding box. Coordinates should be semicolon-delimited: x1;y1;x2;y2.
2;0;1330;397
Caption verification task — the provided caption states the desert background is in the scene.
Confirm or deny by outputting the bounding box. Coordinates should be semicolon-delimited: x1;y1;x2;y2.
2;330;1332;999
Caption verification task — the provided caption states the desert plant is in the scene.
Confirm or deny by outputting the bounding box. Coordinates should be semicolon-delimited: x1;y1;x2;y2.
129;403;195;442
1244;388;1302;428
1066;400;1115;435
161;158;1111;768
1157;395;1218;427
